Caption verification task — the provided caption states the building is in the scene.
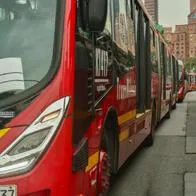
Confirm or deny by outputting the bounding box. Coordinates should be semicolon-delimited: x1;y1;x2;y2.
164;25;189;62
144;0;158;24
175;24;188;33
163;0;196;63
188;9;196;24
174;32;188;61
188;24;196;58
189;0;196;23
190;0;196;13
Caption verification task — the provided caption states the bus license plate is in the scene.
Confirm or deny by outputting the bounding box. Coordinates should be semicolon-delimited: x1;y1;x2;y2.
0;186;16;196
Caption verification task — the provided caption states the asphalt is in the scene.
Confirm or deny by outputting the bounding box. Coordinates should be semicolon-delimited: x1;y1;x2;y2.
109;92;196;196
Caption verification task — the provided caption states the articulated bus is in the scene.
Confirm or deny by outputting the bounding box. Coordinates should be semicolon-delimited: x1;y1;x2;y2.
177;60;189;102
0;0;178;195
189;73;196;91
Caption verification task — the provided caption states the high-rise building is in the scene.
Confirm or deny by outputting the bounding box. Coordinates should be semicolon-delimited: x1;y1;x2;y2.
144;0;159;24
163;0;196;63
190;0;196;13
189;0;196;23
164;23;196;63
188;10;196;24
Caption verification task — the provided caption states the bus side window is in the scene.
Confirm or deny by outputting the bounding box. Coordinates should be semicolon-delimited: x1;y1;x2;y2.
104;0;112;36
126;0;136;67
134;2;139;45
165;50;170;77
113;0;131;76
150;29;158;73
160;42;166;99
113;0;128;52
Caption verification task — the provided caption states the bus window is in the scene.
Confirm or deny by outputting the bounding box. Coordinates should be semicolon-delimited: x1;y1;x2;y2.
104;0;112;36
126;0;136;66
178;64;182;81
113;0;132;76
172;56;177;94
134;1;139;45
135;3;148;113
113;0;128;53
160;42;166;99
166;51;171;77
150;29;158;73
144;17;151;109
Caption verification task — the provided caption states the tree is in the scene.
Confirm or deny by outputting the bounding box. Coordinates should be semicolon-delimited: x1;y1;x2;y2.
155;24;164;35
185;58;196;73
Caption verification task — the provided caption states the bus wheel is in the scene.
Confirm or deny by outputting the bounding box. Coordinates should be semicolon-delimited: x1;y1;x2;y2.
98;136;111;195
165;104;171;119
172;102;176;110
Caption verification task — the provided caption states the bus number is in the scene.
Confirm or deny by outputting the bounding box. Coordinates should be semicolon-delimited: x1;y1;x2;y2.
95;48;109;77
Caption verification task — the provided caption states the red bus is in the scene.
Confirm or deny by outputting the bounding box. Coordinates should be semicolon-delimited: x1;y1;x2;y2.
189;73;196;91
0;0;177;195
177;60;189;102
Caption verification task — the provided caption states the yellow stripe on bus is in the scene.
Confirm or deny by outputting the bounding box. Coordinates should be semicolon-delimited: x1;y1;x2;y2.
119;128;129;142
118;109;136;125
85;152;99;172
0;128;10;138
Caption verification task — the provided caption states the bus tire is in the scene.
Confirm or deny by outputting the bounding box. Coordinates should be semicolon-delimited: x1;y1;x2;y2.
98;132;112;195
172;102;176;110
165;105;171;119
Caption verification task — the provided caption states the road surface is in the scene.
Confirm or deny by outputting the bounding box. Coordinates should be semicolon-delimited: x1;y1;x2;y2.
109;91;196;196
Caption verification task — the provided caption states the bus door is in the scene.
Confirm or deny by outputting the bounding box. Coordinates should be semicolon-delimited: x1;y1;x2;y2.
134;1;152;149
151;31;159;122
156;37;162;122
160;43;168;118
172;56;177;105
172;56;177;97
165;51;172;104
112;0;137;167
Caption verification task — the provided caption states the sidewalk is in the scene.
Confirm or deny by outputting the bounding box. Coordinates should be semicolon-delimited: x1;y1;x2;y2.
185;92;196;196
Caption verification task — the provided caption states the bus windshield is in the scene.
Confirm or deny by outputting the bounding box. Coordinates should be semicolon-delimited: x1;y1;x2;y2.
0;0;57;100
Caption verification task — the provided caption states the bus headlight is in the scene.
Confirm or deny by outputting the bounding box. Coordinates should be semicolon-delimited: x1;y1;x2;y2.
0;97;70;178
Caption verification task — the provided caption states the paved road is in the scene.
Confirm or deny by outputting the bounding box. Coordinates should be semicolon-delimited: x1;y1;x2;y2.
109;92;196;196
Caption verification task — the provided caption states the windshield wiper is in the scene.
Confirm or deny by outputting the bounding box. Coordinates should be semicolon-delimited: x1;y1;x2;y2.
0;79;39;100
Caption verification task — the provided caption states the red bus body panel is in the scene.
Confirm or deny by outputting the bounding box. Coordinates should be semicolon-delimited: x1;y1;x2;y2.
0;0;176;195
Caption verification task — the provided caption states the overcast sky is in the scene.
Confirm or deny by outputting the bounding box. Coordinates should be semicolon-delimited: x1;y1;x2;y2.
159;0;190;28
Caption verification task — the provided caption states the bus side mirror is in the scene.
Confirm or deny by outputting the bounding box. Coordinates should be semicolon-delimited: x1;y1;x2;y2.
80;0;107;32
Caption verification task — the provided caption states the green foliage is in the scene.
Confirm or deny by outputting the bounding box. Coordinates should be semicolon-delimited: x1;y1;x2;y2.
185;58;196;73
155;24;164;35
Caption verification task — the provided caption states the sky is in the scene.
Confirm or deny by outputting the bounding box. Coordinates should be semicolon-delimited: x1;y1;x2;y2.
159;0;190;28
